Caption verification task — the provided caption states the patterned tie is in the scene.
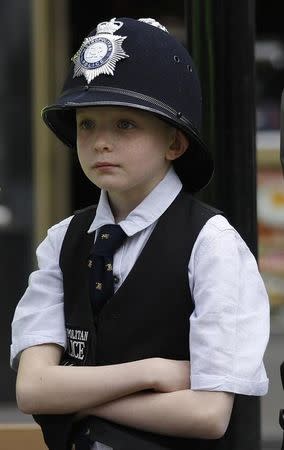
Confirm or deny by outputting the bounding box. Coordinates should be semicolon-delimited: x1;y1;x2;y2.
88;224;127;315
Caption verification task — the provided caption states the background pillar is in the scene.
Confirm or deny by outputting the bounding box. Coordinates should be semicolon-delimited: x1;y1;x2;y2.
185;1;260;449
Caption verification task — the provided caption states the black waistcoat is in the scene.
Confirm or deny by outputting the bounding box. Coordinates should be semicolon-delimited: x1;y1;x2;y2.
34;191;236;450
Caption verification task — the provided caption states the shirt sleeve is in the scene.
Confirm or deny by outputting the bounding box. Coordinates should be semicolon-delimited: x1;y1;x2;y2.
188;215;270;396
10;217;73;370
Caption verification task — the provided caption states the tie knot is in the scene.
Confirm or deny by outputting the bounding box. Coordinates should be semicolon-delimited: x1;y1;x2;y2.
92;224;127;256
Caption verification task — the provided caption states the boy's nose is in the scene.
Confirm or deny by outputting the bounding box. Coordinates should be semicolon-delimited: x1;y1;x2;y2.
93;128;113;153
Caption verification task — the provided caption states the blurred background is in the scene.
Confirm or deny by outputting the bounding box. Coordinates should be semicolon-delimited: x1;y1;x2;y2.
0;1;283;449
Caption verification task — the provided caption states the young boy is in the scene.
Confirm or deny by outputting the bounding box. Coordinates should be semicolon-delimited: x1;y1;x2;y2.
11;17;269;450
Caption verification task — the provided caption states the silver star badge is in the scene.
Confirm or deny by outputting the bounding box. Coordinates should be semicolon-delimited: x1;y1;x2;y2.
72;18;129;83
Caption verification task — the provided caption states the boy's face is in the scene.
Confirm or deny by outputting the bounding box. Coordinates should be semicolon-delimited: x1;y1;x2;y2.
76;106;185;199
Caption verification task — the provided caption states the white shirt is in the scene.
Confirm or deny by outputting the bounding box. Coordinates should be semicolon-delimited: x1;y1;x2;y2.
11;167;269;396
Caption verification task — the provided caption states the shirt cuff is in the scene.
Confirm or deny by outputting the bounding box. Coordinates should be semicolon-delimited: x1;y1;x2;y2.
191;374;269;396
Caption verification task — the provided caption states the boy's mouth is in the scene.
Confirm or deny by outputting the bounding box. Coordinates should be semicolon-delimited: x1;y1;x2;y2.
94;162;118;168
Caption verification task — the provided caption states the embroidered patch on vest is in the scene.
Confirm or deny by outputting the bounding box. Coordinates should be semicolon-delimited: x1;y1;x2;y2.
65;326;90;364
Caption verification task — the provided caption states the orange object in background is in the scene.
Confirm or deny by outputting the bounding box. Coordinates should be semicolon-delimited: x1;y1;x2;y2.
257;161;284;308
0;424;47;450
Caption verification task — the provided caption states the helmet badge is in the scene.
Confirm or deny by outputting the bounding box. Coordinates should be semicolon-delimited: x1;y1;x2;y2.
72;18;129;84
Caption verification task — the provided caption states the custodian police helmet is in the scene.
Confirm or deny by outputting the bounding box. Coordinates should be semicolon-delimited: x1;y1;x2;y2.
42;17;214;192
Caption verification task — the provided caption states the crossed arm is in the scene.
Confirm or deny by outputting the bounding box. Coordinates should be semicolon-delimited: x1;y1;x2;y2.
16;343;234;440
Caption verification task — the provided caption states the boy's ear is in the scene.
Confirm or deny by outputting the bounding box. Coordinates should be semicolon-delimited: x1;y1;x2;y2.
166;129;189;161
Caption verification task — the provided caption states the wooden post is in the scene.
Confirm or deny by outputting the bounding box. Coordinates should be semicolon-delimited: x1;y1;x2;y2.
32;0;71;247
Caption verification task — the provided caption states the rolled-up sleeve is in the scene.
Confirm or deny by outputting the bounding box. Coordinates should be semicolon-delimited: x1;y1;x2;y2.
189;215;269;396
10;217;73;370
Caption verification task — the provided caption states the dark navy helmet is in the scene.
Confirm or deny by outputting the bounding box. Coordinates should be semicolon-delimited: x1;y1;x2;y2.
42;17;214;192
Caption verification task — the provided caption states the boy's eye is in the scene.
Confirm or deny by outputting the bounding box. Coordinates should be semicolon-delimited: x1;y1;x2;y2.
79;119;94;130
117;120;135;130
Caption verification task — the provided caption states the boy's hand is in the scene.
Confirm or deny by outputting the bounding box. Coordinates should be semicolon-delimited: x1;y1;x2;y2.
150;358;190;393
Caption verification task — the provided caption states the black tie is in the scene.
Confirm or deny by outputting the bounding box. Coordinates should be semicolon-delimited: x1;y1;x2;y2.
88;224;127;315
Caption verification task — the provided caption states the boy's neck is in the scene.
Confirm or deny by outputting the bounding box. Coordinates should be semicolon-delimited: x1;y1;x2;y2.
107;175;166;222
107;190;149;222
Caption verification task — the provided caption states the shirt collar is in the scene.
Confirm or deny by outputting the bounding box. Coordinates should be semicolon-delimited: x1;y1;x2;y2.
87;166;182;237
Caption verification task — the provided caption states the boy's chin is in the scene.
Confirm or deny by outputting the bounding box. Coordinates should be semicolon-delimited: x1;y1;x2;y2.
89;179;124;193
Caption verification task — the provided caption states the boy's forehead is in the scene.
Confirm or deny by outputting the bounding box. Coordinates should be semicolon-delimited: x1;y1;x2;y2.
76;106;166;123
77;105;146;115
